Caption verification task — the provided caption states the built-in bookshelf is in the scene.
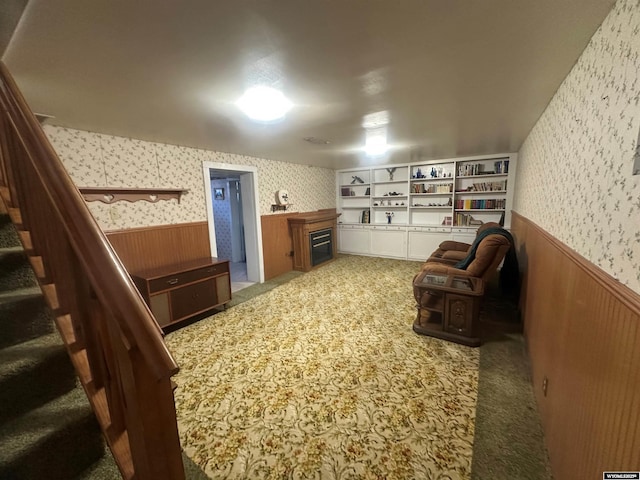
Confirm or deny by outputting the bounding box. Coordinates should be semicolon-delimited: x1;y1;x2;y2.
337;154;515;228
336;153;517;260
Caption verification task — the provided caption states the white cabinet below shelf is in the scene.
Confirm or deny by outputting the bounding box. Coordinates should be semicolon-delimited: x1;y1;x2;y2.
338;225;370;255
370;227;407;259
407;231;450;262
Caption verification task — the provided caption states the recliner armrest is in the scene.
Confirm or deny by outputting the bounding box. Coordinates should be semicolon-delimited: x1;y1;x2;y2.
442;250;467;261
438;240;471;252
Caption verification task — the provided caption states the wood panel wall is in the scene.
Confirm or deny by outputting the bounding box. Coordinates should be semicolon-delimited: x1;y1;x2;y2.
511;212;640;479
106;221;210;273
261;213;297;280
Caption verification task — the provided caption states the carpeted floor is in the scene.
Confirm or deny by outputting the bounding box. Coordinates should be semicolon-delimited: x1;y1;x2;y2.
166;255;480;479
166;255;552;480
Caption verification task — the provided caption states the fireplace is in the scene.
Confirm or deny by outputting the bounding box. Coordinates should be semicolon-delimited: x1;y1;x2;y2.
288;211;341;272
310;228;333;266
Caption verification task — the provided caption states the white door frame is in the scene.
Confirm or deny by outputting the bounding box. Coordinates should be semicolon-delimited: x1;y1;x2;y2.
202;161;265;283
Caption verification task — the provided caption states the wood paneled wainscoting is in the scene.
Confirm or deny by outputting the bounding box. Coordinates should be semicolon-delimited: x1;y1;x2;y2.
106;221;210;273
261;213;297;280
511;212;640;479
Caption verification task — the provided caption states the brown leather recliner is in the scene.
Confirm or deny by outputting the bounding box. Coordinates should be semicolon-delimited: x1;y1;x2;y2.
426;222;502;266
412;227;512;344
417;232;511;282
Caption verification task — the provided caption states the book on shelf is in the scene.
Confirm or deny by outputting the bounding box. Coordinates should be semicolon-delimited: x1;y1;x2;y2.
454;213;482;226
454;198;506;210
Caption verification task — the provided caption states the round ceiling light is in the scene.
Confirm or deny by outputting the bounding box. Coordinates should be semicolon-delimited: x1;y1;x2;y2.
236;86;292;122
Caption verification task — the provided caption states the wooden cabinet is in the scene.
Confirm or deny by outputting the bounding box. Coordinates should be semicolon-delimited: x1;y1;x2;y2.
131;257;231;329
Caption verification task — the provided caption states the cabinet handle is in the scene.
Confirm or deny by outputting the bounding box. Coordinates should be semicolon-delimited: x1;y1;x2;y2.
206;268;214;273
167;278;179;285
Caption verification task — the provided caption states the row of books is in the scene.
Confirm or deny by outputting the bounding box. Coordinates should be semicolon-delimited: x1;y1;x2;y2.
454;199;506;210
461;180;507;192
454;213;484;226
412;183;453;193
457;159;509;177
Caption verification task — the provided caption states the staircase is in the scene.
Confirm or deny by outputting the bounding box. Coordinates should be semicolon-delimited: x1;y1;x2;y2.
0;212;121;479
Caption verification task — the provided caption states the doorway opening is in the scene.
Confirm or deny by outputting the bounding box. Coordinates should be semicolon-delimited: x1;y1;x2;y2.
202;162;264;292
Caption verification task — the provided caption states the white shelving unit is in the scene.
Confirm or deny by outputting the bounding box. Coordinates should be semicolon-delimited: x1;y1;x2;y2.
336;153;517;260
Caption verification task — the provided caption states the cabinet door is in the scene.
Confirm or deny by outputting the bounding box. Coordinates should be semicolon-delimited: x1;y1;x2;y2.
149;293;171;327
170;278;216;321
370;228;406;258
444;294;474;336
215;274;231;304
407;231;450;261
338;227;370;254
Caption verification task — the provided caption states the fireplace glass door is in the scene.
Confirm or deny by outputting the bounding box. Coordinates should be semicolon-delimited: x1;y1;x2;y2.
310;228;333;266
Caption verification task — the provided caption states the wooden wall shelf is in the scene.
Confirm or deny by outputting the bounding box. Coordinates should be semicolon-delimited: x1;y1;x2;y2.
271;204;292;212
79;187;188;204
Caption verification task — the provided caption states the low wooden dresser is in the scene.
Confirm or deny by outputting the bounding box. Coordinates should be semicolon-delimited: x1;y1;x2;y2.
131;257;231;329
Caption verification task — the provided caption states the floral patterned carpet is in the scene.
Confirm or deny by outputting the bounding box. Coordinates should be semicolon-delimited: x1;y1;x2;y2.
165;255;479;479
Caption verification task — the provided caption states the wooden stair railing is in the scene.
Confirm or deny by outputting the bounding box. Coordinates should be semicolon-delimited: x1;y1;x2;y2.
0;62;185;480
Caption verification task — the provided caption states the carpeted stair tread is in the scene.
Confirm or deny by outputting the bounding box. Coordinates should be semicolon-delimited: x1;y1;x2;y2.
0;332;76;424
0;246;23;255
0;214;20;248
0;246;37;292
0;285;42;305
0;386;104;479
0;332;67;379
0;292;53;350
73;448;122;480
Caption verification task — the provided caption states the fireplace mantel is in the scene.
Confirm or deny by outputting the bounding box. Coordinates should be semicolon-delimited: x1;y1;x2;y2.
288;211;341;272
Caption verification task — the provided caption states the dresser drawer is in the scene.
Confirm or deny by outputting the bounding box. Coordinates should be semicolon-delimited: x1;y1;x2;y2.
148;263;229;293
170;278;217;320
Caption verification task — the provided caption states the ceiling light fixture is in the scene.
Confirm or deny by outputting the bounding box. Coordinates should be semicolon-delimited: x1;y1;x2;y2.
236;86;292;122
364;127;388;156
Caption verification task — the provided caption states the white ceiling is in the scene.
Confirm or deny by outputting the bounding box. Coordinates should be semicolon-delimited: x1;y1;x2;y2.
3;0;615;170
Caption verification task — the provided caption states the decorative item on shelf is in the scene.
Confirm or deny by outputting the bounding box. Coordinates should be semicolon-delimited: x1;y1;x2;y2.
386;167;396;180
364;187;370;196
351;176;365;184
214;187;225;200
385;211;395;224
276;189;289;205
361;209;370;224
341;187;352;196
271;189;292;212
430;167;437;178
442;216;452;226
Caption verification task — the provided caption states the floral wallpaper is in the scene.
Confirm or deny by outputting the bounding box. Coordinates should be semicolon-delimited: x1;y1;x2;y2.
514;0;640;294
43;125;336;231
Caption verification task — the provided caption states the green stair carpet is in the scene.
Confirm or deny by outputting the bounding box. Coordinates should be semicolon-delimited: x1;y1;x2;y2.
0;213;120;479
